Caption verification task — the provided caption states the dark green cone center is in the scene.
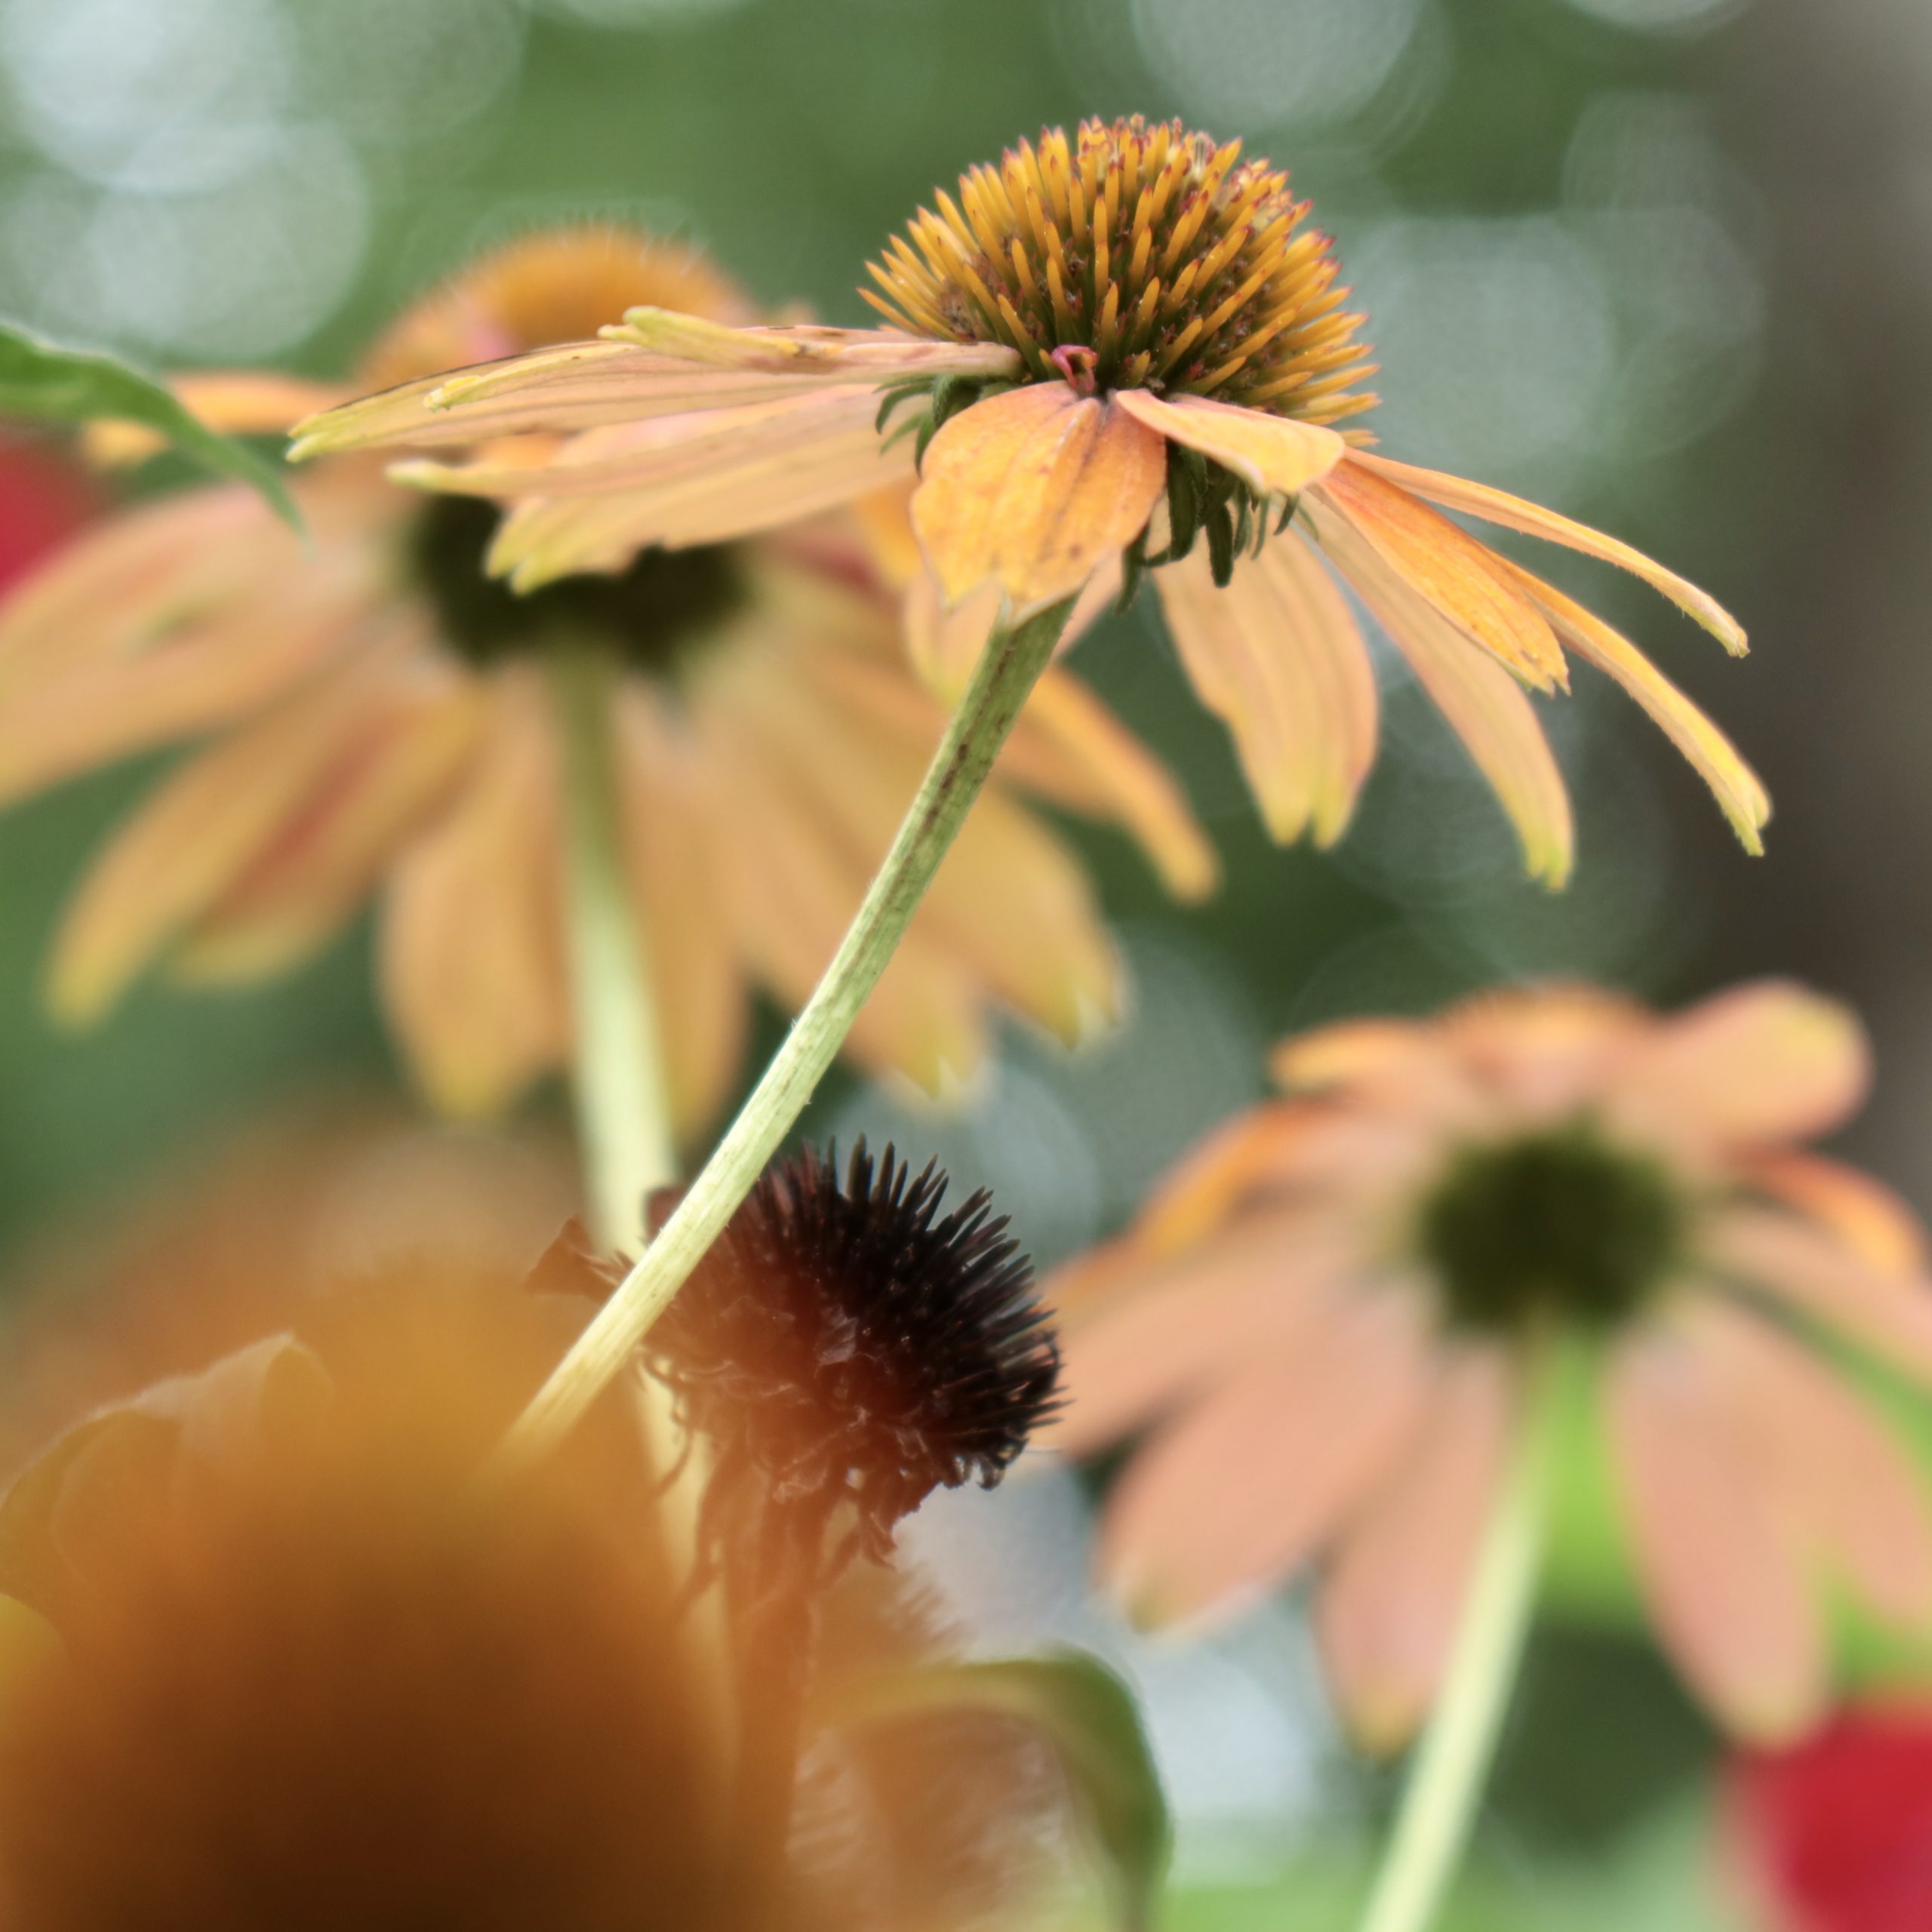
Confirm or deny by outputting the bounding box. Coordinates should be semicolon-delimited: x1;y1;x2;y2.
1416;1123;1684;1335
409;496;750;678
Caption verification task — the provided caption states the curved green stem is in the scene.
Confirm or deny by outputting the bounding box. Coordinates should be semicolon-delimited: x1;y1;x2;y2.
497;597;1073;1475
549;648;679;1247
1354;1358;1555;1932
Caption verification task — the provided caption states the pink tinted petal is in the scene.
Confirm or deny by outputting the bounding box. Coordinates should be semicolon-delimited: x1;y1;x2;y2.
1684;1296;1932;1628
1443;983;1647;1121
1048;1213;1364;1454
1100;1287;1433;1628
1746;1152;1927;1276
1705;1207;1932;1388
1605;1325;1826;1740
1318;1344;1517;1752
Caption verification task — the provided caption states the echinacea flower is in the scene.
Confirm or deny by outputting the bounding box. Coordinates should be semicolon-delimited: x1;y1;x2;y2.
1729;1701;1932;1932
1048;981;1932;1747
294;117;1766;884
0;226;1211;1134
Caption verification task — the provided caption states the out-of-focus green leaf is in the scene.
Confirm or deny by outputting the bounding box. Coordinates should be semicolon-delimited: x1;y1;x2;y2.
0;321;300;528
817;1649;1171;1930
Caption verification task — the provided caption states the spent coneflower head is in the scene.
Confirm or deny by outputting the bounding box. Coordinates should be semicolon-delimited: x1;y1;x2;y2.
649;1138;1060;1574
294;117;1763;887
0;223;1211;1131
1049;981;1932;1748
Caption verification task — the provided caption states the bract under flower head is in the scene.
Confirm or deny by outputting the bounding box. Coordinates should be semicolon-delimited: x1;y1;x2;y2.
865;117;1377;426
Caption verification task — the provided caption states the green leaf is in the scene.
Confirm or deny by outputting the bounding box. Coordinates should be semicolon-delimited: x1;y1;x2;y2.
0;320;301;529
817;1648;1171;1930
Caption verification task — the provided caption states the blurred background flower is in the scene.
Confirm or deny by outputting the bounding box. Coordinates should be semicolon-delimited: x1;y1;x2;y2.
0;0;1925;1923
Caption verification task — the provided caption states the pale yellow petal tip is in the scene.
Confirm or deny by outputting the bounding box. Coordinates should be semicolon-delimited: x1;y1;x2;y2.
43;961;117;1034
1335;1688;1426;1761
1715;1683;1827;1750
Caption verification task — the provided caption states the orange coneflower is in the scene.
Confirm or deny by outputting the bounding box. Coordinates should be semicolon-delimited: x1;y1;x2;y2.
1048;980;1932;1747
0;226;1213;1134
295;116;1766;884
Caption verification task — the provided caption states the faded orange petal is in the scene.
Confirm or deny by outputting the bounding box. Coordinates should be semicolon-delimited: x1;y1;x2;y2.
1110;390;1344;499
1605;1325;1826;1741
1684;1295;1932;1629
612;686;750;1146
1048;1213;1360;1454
1346;451;1747;656
1100;1287;1433;1629
173;654;488;983
904;556;1119;704
912;386;1166;619
1497;558;1768;853
1705;1207;1932;1389
1308;495;1574;886
86;372;350;466
1312;459;1567;692
1317;1345;1515;1753
1746;1152;1927;1276
1270;1018;1432;1093
601;312;1022;382
48;645;420;1026
379;688;568;1119
1614;980;1869;1152
1154;531;1377;845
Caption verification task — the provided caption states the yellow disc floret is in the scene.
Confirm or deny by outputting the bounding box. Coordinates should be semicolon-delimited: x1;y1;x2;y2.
864;116;1378;426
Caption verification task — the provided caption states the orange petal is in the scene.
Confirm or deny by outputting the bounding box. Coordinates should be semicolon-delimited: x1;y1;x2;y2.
999;666;1219;901
613;686;750;1146
1112;390;1344;499
1347;450;1747;655
1614;980;1869;1152
1311;460;1567;691
1604;1324;1826;1741
1497;558;1768;852
912;386;1167;620
378;685;568;1118
1684;1295;1932;1629
47;643;417;1025
1270;1017;1432;1093
1308;492;1574;886
601;312;1021;383
1154;531;1377;844
1048;1213;1361;1454
1100;1287;1433;1629
171;651;488;983
1746;1152;1927;1276
1318;1346;1516;1752
1705;1206;1932;1389
904;555;1120;704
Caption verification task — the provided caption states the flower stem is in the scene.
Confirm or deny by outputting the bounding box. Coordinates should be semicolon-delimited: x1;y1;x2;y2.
1353;1360;1555;1932
549;648;678;1247
497;596;1074;1475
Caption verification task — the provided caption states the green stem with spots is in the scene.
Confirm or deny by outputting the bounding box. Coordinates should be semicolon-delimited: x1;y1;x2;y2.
496;596;1073;1476
549;648;679;1247
1353;1352;1556;1932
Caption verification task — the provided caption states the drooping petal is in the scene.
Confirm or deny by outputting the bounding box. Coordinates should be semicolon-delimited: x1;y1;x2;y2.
1346;450;1747;656
912;386;1167;619
1683;1296;1932;1629
1100;1285;1434;1628
1497;557;1768;853
1306;494;1574;886
1317;1344;1516;1752
724;638;1121;1045
1704;1206;1932;1389
1745;1152;1927;1276
1310;460;1567;691
1153;531;1377;844
1048;1213;1362;1453
600;312;1023;383
1111;390;1345;499
47;641;425;1026
1604;1323;1826;1741
612;685;750;1145
170;642;488;983
1611;981;1869;1153
378;685;568;1118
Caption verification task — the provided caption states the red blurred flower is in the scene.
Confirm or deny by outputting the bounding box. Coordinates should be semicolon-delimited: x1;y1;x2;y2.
1733;1705;1932;1932
0;435;98;590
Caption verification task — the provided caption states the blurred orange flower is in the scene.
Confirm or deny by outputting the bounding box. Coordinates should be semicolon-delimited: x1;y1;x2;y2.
1048;981;1932;1748
294;117;1766;884
0;226;1211;1134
